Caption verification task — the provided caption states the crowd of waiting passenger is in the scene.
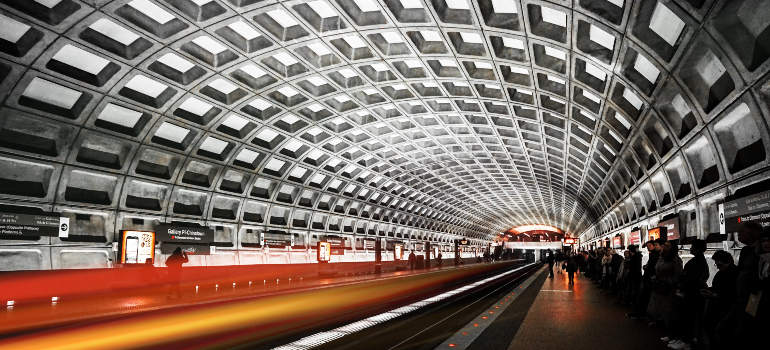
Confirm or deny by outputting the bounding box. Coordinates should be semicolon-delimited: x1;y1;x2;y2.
545;221;769;350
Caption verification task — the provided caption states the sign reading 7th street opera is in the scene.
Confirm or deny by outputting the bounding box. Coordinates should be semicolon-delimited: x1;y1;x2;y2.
724;190;770;232
0;213;70;238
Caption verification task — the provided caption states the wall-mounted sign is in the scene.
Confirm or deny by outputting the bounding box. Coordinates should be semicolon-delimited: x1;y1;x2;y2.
120;231;155;264
723;190;770;233
658;217;680;240
718;203;725;236
160;244;210;255
394;244;403;260
262;232;294;247
648;227;661;242
613;236;622;248
564;238;576;245
155;225;214;243
0;212;69;238
364;239;376;250
318;242;331;262
630;231;641;246
326;236;345;255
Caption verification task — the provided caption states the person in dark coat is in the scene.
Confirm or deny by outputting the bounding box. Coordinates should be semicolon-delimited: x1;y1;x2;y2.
546;249;555;278
586;250;596;279
575;251;586;273
408;250;417;271
669;239;710;350
565;251;578;284
715;221;762;349
610;249;624;294
628;239;662;319
165;247;189;300
624;245;643;306
754;230;770;337
437;251;443;267
702;250;738;350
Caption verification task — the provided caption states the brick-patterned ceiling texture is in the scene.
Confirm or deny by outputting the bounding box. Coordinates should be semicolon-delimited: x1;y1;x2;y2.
1;0;770;243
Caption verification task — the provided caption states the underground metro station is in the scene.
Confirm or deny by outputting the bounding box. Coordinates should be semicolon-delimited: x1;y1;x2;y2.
0;0;769;349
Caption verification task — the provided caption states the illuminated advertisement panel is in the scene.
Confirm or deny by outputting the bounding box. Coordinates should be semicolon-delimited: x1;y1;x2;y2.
564;238;576;244
648;227;661;242
658;217;680;240
394;244;403;260
120;231;155;264
630;231;641;246
318;242;331;263
613;236;621;248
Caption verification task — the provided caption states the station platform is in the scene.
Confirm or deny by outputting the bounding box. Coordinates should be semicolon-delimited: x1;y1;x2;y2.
505;270;670;350
436;267;672;350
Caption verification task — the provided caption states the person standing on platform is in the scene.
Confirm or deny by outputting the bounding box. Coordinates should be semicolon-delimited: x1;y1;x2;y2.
437;251;443;267
668;239;710;350
600;248;613;290
546;249;555;278
575;251;586;273
555;250;564;274
701;250;738;350
165;247;189;300
408;250;416;271
615;250;631;304
586;250;597;279
715;221;762;350
566;251;578;284
628;239;662;319
753;230;770;340
649;241;683;337
624;245;643;306
610;248;624;294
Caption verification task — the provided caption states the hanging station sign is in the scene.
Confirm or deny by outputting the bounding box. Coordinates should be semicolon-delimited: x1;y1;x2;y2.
458;238;470;245
564;238;576;245
262;231;294;248
155;225;214;243
325;235;345;255
155;225;214;255
723;190;770;233
0;212;69;238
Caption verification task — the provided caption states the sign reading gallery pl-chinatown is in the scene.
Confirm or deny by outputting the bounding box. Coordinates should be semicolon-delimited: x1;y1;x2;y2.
155;225;214;243
0;212;70;238
723;190;770;232
326;236;345;255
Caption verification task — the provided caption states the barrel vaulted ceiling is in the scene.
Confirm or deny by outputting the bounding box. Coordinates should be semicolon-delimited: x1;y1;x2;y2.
1;0;769;242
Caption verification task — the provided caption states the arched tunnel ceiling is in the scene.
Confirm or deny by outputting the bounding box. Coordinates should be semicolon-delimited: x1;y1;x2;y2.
0;0;769;242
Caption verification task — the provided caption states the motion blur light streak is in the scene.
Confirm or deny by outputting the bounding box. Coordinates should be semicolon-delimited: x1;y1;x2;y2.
0;263;523;350
274;263;537;350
